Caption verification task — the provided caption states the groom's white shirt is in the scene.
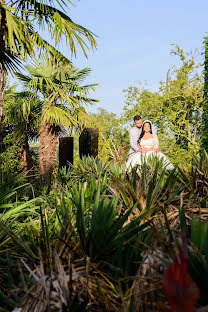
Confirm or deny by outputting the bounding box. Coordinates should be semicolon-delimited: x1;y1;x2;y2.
128;126;142;156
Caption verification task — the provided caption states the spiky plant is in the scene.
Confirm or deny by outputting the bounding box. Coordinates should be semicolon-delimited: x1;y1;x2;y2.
0;175;41;309
58;156;110;186
177;149;208;209
0;178;153;311
110;156;178;217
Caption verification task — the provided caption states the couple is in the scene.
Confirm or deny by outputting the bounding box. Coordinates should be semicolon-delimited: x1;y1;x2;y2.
126;115;174;170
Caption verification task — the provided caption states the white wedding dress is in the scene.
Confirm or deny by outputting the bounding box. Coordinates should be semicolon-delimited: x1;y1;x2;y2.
126;136;174;170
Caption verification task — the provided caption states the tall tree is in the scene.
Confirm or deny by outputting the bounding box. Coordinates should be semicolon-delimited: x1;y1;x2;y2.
122;45;203;165
17;57;97;183
0;0;96;150
87;108;128;162
202;37;208;151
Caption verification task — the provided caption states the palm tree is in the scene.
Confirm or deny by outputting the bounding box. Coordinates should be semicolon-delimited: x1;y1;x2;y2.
17;57;97;183
0;0;96;150
4;89;42;178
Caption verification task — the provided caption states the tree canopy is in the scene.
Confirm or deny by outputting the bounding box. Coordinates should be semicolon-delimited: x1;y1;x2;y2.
122;45;203;164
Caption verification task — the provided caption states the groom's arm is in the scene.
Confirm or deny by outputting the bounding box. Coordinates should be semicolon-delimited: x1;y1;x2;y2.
129;129;140;152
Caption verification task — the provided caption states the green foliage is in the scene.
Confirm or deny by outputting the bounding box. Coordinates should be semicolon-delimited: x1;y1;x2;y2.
0;172;40;221
87;108;129;162
177;149;208;208
122;45;203;165
0;134;23;180
58;156;126;191
4;90;42;140
0;176;41;309
187;215;208;305
17;57;98;130
2;150;208;310
0;168;153;310
185;216;208;305
58;156;109;184
202;37;208;151
74;183;150;262
191;216;208;254
111;156;178;214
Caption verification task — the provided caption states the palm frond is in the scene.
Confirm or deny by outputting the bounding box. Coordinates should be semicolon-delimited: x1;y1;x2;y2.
30;31;73;66
1;0;96;76
3;4;35;56
0;50;22;73
42;105;78;126
13;0;75;18
10;0;97;57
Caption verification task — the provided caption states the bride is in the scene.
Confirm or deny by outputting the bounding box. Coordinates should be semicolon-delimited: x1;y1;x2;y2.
126;120;174;170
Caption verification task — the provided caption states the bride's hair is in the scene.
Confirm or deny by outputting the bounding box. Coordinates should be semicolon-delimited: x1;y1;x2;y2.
138;121;152;143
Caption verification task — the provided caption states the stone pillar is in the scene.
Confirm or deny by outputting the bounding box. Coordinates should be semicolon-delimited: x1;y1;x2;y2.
59;137;73;169
79;128;98;158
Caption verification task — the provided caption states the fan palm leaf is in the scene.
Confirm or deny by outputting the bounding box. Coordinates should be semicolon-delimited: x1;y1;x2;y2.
13;0;97;56
1;0;96;64
16;58;98;125
41;105;79;126
110;158;178;216
0;49;23;72
2;4;34;55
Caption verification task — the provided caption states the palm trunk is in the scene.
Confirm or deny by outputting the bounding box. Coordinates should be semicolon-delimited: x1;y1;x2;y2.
39;121;59;184
0;69;5;152
0;69;4;120
18;135;35;183
0;0;6;152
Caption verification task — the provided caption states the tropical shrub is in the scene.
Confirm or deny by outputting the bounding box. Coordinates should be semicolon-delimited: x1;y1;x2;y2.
0;134;23;181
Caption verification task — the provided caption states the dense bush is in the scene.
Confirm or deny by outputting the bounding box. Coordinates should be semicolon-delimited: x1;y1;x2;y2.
0;153;208;311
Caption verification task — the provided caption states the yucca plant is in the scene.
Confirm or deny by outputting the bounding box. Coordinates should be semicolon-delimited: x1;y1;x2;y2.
58;156;110;184
0;172;40;220
110;156;178;216
0;176;41;310
177;149;208;209
74;184;151;262
1;175;154;311
1;190;121;311
72;179;154;307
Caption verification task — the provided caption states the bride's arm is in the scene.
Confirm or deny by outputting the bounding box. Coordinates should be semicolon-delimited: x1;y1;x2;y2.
137;142;147;153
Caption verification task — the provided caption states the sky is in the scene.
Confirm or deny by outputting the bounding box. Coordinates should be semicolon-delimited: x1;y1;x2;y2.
10;0;208;115
58;0;207;115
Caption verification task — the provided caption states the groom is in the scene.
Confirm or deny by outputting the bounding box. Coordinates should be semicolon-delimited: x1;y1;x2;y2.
128;115;159;158
128;115;143;157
